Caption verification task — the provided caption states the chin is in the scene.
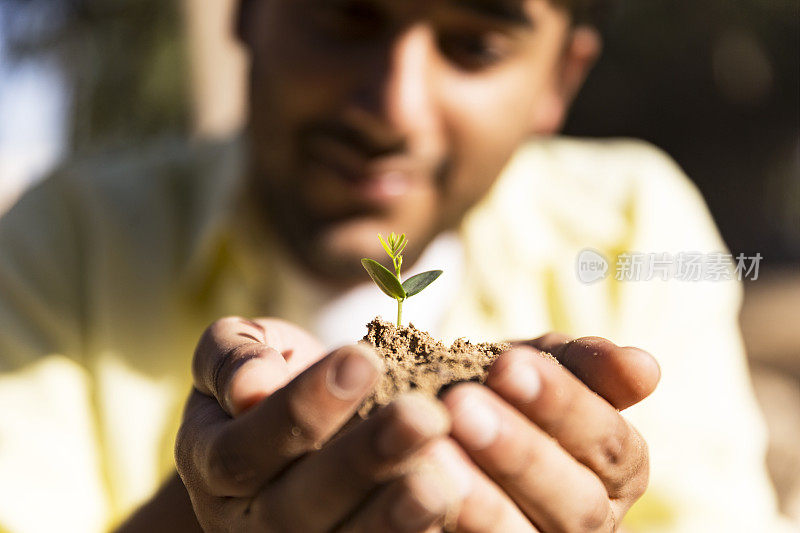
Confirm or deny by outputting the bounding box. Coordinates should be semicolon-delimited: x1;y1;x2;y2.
306;217;427;285
316;218;394;264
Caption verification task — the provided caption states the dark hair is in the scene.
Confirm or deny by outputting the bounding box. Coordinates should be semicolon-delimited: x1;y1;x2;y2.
238;0;617;38
557;0;616;30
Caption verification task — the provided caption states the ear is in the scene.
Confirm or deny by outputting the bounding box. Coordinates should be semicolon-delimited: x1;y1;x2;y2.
530;26;602;134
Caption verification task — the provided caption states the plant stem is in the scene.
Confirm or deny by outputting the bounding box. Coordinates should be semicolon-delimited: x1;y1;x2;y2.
394;252;403;327
397;299;403;327
394;260;403;326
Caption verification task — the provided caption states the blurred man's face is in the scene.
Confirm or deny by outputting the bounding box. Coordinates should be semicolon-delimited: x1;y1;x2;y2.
240;0;595;285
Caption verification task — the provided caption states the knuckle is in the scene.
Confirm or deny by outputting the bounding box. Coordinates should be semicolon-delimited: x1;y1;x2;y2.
592;418;637;494
576;493;613;532
605;421;650;501
595;418;629;477
599;431;625;468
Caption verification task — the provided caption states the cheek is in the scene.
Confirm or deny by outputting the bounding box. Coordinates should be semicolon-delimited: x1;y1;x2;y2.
251;49;337;123
436;68;545;202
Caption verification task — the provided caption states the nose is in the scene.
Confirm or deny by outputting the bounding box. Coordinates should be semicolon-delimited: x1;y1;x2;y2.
350;24;439;142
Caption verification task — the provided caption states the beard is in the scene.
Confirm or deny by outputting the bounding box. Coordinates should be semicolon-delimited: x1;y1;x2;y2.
242;111;460;288
243;159;457;291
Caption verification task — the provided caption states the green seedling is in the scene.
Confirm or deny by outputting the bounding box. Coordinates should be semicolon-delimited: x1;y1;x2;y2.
361;232;443;327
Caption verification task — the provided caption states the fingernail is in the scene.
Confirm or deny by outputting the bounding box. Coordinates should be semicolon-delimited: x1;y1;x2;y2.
390;468;449;532
327;345;381;400
226;347;288;415
451;393;500;450
376;393;450;458
496;357;541;404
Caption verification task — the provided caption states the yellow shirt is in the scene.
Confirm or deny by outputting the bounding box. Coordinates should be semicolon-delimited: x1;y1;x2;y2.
0;136;791;532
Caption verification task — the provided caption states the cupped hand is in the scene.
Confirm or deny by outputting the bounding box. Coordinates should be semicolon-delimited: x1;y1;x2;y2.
438;334;661;532
175;317;466;532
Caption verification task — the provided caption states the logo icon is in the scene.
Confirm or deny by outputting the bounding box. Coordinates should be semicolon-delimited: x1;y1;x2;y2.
576;248;609;284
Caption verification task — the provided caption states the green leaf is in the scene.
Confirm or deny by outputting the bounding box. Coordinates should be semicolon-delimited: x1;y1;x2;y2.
361;259;406;300
396;235;408;256
402;270;443;297
378;234;393;258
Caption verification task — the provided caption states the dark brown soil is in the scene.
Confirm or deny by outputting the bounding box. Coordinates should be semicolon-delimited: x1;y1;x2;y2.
357;317;513;417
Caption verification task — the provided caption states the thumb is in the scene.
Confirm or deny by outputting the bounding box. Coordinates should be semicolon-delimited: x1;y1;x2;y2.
193;317;327;416
514;333;661;410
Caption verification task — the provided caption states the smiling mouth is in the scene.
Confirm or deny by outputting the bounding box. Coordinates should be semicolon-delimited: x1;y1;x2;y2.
302;132;434;206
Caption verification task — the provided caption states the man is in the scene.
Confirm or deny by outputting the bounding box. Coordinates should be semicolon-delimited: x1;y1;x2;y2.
0;0;790;531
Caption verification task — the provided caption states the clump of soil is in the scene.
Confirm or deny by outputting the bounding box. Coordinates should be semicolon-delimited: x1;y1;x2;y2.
357;316;512;417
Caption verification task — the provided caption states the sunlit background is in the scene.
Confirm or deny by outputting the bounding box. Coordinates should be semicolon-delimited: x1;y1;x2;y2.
1;0;798;524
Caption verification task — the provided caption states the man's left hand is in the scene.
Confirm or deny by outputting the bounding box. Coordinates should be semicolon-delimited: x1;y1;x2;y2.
437;334;660;532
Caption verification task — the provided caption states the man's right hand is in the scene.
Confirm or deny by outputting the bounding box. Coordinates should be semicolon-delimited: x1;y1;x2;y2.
175;316;464;532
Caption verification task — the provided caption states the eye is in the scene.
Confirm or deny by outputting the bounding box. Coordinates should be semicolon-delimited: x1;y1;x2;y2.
309;0;387;40
437;31;514;71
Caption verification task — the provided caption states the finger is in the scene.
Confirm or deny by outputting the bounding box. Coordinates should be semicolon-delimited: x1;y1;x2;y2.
486;347;650;505
198;343;383;497
423;439;538;533
192;316;326;415
251;393;452;531
336;470;451;533
516;333;661;410
444;384;615;533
